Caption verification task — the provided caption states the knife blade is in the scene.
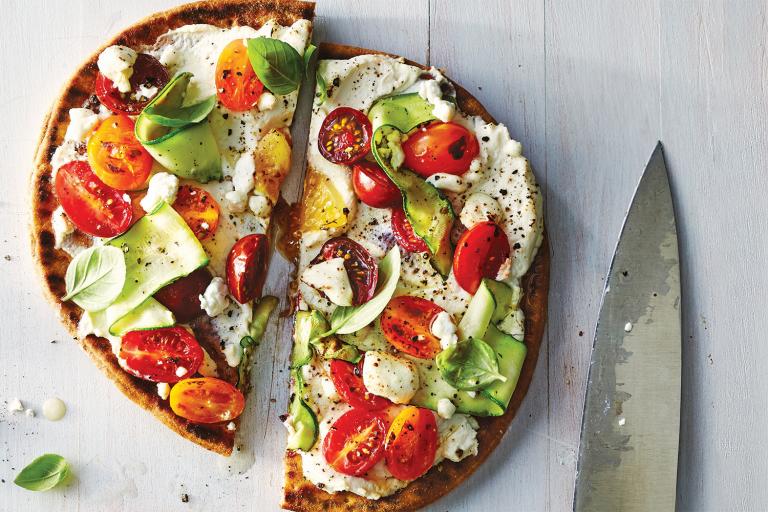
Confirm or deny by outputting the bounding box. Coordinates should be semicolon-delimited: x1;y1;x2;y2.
573;142;681;511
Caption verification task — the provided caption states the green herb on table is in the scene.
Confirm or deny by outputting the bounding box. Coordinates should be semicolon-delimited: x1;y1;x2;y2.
14;454;70;492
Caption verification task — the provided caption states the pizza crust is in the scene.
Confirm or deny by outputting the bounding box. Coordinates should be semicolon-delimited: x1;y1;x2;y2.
281;42;550;511
29;0;315;456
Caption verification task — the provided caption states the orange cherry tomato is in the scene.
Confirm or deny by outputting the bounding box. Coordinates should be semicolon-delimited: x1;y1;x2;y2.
87;114;152;191
54;160;133;237
169;377;245;424
215;39;264;112
322;409;389;477
402;122;480;178
384;406;438;481
380;296;444;359
453;221;511;294
172;185;221;240
120;326;204;383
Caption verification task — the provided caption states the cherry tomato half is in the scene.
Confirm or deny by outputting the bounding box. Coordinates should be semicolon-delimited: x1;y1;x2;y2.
352;160;401;208
226;234;269;304
402;122;480;178
384;406;438;481
453;221;511;294
215;39;264;112
154;267;213;323
87;114;153;191
322;409;389;477
120;326;204;383
95;53;169;115
380;296;444;359
391;208;429;253
169;377;245;424
54;160;133;237
313;237;378;306
330;355;392;411
172;185;220;240
318;107;372;165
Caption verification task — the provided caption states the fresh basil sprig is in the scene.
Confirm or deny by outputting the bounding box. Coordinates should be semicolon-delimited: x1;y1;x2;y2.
436;338;507;391
14;454;70;491
322;247;401;336
315;71;328;105
62;245;126;311
303;43;317;73
247;37;304;95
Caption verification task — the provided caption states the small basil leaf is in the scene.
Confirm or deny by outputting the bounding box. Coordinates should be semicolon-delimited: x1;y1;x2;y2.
62;245;126;312
436;338;507;391
246;37;304;95
14;454;70;491
303;44;317;74
315;70;328;105
143;94;217;128
324;247;401;336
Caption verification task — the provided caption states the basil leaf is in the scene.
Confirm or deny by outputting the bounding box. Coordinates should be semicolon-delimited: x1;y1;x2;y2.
62;245;126;312
14;454;70;491
246;37;304;95
143;94;216;128
315;70;328;105
436;338;507;391
325;247;401;336
303;44;317;74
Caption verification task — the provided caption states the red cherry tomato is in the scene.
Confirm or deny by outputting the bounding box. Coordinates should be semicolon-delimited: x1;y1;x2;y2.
380;296;444;359
154;267;213;323
215;39;264;112
453;221;511;294
95;53;169;115
120;326;204;383
172;185;221;240
384;406;438;481
352;160;401;208
313;237;378;306
402;122;480;178
54;160;133;237
169;377;245;424
329;355;392;411
226;234;269;304
87;114;153;191
391;208;429;253
322;409;389;477
318;107;372;165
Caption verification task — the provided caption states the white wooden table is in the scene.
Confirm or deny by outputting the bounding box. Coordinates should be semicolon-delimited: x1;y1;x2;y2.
1;1;764;510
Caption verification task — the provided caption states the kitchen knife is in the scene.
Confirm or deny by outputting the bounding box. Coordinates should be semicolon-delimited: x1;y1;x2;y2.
573;142;681;511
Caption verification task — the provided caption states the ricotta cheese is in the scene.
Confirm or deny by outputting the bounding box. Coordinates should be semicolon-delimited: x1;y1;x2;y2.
431;311;459;349
418;78;456;122
223;342;243;368
140;172;179;212
64;108;99;141
301;258;354;307
426;173;469;193
199;277;229;317
361;351;419;404
459;191;504;228
97;45;138;93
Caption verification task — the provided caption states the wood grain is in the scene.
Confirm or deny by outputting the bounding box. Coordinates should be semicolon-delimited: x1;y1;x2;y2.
2;0;767;511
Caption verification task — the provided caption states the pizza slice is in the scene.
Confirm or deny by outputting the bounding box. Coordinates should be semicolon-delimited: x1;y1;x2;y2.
31;0;315;455
280;44;549;510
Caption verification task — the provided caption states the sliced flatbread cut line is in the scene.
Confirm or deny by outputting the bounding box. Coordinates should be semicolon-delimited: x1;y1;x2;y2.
30;0;316;456
281;43;550;511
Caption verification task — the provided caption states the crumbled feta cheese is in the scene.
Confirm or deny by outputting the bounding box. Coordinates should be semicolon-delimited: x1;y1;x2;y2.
426;173;469;193
157;383;170;400
223;342;243;367
199;277;230;317
64;108;99;141
248;194;271;218
199;349;218;377
300;257;354;306
24;408;35;418
140;172;179;212
431;311;458;349
436;414;479;462
97;45;138;93
50;140;87;174
362;351;419;404
226;421;237;431
7;398;23;413
624;322;633;332
175;366;188;378
134;83;158;100
225;153;256;212
257;92;277;111
496;257;512;281
436;398;457;419
418;79;455;122
498;309;525;339
51;206;74;249
459;192;504;229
